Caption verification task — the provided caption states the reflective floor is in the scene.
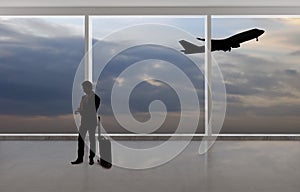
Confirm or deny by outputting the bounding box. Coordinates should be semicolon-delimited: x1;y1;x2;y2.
0;140;300;192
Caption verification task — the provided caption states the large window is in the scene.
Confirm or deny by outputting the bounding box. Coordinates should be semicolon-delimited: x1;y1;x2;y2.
0;16;84;133
212;16;300;133
1;9;300;135
91;16;205;134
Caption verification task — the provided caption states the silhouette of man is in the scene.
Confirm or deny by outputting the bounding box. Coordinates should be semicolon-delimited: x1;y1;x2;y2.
71;81;100;165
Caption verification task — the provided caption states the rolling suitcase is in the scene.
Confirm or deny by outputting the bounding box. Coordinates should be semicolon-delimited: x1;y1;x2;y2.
97;117;112;169
98;136;112;169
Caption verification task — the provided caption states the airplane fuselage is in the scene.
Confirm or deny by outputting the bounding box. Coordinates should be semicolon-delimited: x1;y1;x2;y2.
179;28;265;54
211;28;265;52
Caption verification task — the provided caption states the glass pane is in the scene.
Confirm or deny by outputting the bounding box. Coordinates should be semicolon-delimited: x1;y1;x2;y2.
0;16;84;133
212;16;300;133
91;16;205;134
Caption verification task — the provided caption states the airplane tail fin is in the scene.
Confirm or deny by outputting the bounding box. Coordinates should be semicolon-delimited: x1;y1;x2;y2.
179;40;204;54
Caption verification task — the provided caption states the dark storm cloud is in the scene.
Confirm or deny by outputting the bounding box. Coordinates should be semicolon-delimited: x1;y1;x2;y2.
0;19;84;116
0;18;205;117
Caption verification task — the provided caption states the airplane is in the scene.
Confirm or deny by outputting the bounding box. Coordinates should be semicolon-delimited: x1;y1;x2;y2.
179;28;265;54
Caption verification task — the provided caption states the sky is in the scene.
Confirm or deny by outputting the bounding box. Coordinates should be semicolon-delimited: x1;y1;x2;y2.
0;16;300;133
0;16;84;133
212;17;300;133
81;16;206;134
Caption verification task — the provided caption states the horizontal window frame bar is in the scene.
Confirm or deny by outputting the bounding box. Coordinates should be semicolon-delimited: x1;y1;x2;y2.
1;134;300;141
0;7;300;15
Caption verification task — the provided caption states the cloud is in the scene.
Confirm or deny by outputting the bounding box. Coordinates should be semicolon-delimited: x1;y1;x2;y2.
113;77;125;87
0;18;84;116
100;112;205;134
144;79;164;87
3;16;300;133
225;83;262;96
212;18;300;131
0;114;77;133
289;50;300;56
284;69;298;76
0;17;82;38
128;81;181;113
247;104;300;117
92;16;205;40
94;17;300;134
91;43;205;134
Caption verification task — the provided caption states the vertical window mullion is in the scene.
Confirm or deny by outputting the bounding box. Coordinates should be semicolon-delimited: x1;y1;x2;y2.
205;15;212;136
84;15;92;82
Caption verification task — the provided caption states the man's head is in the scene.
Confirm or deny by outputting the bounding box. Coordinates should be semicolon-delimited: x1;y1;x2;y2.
81;81;93;94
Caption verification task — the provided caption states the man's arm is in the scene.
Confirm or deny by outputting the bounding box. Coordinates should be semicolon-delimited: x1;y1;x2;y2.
75;95;85;114
95;94;100;112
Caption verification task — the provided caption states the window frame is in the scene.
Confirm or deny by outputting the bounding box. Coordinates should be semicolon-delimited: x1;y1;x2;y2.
1;6;300;137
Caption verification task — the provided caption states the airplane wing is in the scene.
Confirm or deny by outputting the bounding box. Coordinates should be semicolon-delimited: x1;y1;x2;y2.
179;40;205;54
211;39;234;52
197;38;205;41
196;38;233;52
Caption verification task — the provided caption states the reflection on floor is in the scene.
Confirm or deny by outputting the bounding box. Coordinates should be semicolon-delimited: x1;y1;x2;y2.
0;140;300;192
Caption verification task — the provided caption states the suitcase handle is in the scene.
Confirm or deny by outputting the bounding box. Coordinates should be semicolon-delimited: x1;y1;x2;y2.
97;116;109;140
97;116;101;140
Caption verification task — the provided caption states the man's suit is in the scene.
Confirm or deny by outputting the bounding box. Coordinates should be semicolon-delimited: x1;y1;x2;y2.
77;92;100;160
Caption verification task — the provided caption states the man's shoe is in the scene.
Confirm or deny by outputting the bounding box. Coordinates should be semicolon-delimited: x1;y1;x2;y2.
89;158;94;165
71;158;83;165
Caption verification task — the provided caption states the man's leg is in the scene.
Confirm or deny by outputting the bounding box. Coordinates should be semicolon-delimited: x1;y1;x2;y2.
71;125;88;164
88;127;96;165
